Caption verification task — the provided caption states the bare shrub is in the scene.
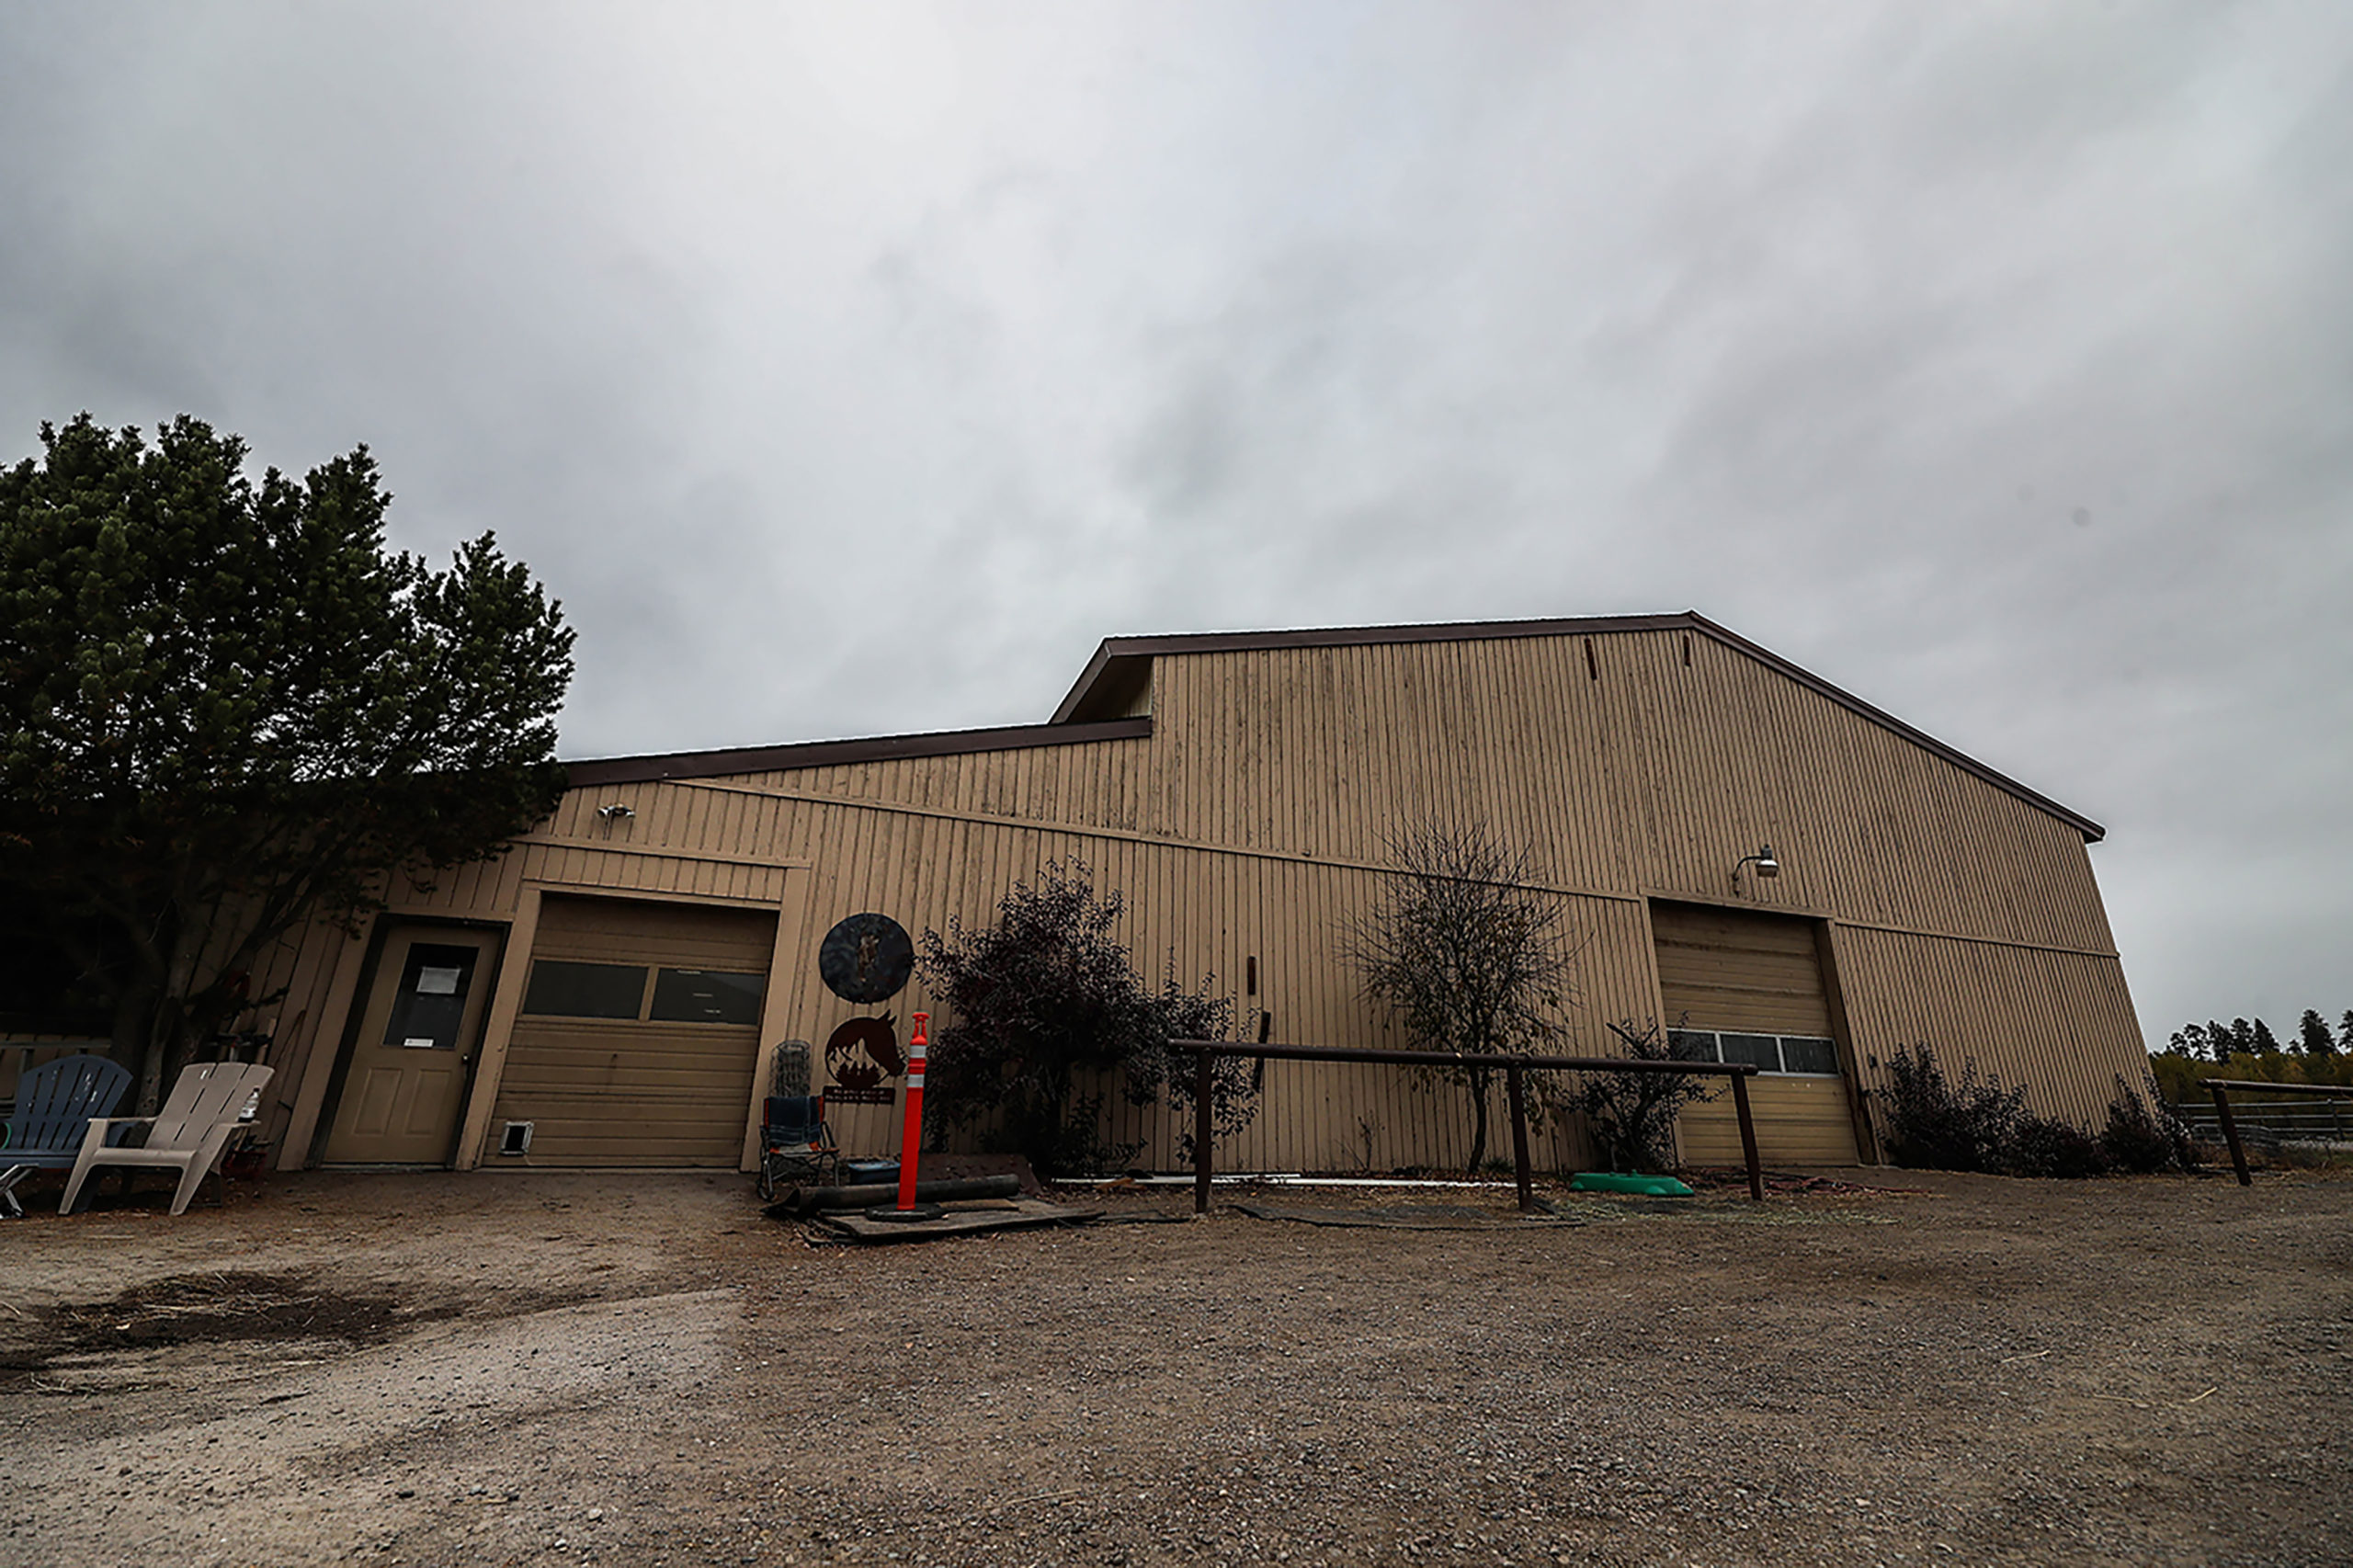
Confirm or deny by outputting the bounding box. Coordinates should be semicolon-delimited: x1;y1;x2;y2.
2004;1112;2109;1178
1574;1020;1718;1173
1880;1044;2026;1173
1347;823;1577;1175
2098;1074;2201;1174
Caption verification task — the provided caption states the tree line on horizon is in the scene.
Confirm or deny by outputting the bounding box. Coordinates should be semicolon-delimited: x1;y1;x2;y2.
2147;1008;2353;1103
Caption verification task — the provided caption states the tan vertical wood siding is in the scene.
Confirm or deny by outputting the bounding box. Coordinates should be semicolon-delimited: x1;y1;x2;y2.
1829;925;2147;1132
261;622;2145;1172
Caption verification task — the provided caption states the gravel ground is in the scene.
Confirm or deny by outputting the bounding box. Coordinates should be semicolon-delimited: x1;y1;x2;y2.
1;1166;2347;1568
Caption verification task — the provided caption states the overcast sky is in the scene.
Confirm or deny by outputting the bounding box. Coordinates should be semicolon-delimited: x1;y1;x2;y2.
4;2;2347;1047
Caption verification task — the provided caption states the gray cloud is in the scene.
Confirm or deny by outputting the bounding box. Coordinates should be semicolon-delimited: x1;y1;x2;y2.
3;1;2347;1042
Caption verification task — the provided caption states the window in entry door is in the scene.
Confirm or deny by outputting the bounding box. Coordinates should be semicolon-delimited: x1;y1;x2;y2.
381;942;480;1049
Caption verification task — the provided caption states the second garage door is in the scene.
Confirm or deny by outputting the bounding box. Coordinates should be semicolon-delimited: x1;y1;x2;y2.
491;894;778;1166
1652;901;1860;1166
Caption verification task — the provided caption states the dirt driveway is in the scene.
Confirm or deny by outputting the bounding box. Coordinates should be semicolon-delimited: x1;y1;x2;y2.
2;1167;2347;1568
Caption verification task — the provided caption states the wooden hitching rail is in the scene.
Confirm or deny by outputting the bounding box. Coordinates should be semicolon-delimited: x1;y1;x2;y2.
1169;1040;1764;1212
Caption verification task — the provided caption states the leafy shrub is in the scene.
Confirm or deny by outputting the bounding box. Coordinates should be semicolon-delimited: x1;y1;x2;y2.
2098;1074;2201;1174
1880;1044;2028;1173
1574;1020;1718;1173
2004;1112;2109;1177
1029;1094;1141;1179
918;859;1249;1179
1882;1051;2207;1177
1155;982;1261;1167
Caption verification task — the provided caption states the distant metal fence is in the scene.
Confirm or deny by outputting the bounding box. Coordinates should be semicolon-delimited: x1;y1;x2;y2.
2176;1100;2353;1147
2197;1079;2353;1187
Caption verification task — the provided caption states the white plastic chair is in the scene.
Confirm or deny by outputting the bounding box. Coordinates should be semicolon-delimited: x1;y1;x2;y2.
60;1062;273;1217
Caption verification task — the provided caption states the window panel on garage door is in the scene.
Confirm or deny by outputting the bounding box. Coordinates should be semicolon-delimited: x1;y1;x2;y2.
522;960;650;1019
649;968;766;1025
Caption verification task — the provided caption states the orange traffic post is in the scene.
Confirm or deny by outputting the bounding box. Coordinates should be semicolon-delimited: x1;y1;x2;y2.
895;1012;928;1210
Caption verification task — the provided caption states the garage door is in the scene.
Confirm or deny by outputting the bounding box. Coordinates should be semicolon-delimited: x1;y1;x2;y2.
1651;901;1859;1166
491;895;777;1166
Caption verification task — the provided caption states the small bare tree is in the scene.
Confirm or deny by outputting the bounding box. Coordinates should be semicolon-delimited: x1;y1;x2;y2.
1347;823;1576;1174
1575;1020;1719;1173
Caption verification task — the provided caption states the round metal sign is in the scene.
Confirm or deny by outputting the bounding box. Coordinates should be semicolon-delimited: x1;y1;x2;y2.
818;913;915;1005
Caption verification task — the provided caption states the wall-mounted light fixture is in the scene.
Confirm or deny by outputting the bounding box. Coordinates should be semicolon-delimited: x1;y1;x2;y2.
1731;844;1779;889
596;802;636;824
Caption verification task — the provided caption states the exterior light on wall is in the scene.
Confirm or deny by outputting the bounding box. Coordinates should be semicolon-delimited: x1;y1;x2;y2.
1731;845;1779;888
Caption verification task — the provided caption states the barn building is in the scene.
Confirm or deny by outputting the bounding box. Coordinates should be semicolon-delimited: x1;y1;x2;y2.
238;611;2147;1176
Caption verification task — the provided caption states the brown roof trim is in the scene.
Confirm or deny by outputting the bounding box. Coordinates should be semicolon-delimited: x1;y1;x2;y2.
563;716;1153;788
1051;610;2106;842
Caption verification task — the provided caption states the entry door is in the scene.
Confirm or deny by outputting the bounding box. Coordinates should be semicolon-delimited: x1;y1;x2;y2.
323;926;503;1165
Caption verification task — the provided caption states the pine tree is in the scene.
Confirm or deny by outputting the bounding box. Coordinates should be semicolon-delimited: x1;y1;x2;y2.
1;415;573;1107
2250;1017;2281;1055
2298;1009;2336;1058
2208;1019;2236;1063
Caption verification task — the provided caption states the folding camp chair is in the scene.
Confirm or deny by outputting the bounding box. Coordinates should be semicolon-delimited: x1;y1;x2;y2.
756;1094;840;1199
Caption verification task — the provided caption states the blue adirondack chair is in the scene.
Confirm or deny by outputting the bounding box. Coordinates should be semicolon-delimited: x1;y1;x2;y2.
0;1054;133;1219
